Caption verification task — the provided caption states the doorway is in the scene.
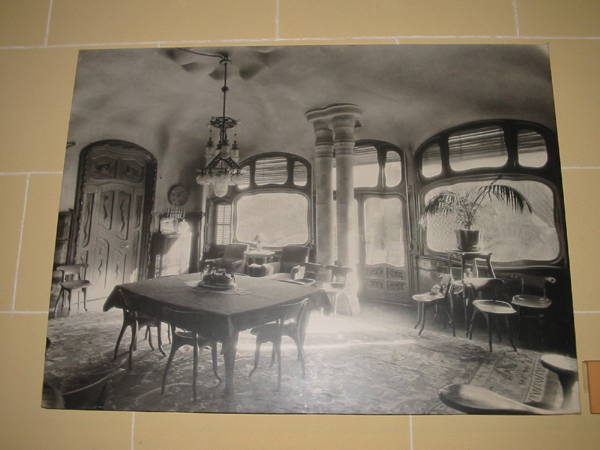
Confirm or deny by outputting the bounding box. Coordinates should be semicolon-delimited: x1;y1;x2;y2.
73;141;157;300
349;140;412;305
357;194;411;304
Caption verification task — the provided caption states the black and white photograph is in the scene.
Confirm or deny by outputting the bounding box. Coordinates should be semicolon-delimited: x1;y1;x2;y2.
42;44;579;415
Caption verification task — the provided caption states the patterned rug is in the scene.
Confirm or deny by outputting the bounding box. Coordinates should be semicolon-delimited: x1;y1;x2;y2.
44;308;555;414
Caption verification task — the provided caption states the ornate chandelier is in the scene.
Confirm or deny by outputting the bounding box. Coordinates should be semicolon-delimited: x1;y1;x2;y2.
196;54;243;197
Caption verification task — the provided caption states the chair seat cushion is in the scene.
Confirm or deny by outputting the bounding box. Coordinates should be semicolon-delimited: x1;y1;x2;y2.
321;282;346;294
412;292;445;303
473;300;516;315
61;280;91;289
512;294;552;309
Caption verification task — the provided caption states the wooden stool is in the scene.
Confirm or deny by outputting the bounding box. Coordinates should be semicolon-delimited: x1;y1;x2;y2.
54;264;91;314
412;274;456;336
541;354;578;411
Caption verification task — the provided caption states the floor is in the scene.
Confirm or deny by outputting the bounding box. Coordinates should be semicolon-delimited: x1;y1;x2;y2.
44;292;565;414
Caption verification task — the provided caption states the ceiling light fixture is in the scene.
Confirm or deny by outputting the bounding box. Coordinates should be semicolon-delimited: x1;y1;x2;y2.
195;53;243;197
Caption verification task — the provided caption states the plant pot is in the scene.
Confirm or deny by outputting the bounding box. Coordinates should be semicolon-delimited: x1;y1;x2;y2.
455;230;482;252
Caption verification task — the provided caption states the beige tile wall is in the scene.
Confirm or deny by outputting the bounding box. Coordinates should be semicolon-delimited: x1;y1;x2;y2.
1;0;599;448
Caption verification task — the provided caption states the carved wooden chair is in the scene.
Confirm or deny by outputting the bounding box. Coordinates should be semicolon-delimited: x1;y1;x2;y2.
412;274;456;336
160;307;221;401
321;265;353;318
465;278;517;352
248;298;308;390
113;289;165;370
511;273;556;345
439;354;578;414
54;264;92;314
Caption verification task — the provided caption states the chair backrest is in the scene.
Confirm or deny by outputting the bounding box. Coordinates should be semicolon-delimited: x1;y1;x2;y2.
161;307;213;335
271;298;308;327
301;262;322;281
438;274;454;296
117;289;138;319
325;265;353;286
512;273;556;297
201;244;227;260
56;263;88;281
222;243;249;260
464;278;505;301
278;245;310;273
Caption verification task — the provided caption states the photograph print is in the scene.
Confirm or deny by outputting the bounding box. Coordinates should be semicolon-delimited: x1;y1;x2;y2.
42;43;579;415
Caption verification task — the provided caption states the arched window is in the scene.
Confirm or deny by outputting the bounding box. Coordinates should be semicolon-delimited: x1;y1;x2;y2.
215;153;313;249
415;120;564;264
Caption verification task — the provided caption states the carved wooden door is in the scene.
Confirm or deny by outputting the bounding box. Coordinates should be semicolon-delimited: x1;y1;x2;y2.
75;144;153;300
358;195;411;305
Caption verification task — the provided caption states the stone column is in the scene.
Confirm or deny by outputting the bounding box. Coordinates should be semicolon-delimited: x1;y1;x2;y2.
306;116;335;265
307;104;363;267
332;111;361;267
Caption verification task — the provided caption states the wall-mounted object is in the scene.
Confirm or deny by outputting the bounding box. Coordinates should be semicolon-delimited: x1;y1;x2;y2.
168;185;189;206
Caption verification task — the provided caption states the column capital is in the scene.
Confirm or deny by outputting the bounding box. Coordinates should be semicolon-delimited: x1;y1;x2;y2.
306;103;363;125
309;119;334;147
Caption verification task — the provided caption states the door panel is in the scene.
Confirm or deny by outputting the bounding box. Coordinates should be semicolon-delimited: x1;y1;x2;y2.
359;196;411;304
75;144;152;300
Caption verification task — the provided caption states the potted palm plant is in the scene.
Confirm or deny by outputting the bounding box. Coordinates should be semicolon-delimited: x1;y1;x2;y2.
420;179;533;252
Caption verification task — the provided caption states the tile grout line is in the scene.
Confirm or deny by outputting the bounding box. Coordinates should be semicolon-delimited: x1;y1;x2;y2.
562;167;600;170
0;171;62;176
409;415;414;450
131;411;136;450
44;0;54;47
275;0;280;40
2;35;600;51
12;174;30;312
513;0;520;37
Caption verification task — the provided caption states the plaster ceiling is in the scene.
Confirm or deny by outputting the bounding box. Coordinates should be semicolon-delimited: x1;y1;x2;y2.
67;44;557;160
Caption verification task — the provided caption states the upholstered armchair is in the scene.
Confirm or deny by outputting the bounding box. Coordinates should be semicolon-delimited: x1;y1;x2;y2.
198;243;227;272
256;245;310;277
208;243;249;274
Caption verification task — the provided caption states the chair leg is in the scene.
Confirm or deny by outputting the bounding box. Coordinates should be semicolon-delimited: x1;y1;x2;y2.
506;316;517;352
414;302;422;329
157;323;166;357
468;309;479;340
211;342;221;381
289;333;306;378
54;287;65;315
192;337;199;401
484;314;493;352
161;337;178;394
516;305;523;340
269;346;277;368
445;304;456;337
67;289;72;314
495;316;502;342
146;326;155;350
332;294;338;319
537;311;545;346
249;340;262;378
128;320;138;370
418;304;428;336
82;287;88;312
274;339;282;391
114;320;131;360
464;291;470;337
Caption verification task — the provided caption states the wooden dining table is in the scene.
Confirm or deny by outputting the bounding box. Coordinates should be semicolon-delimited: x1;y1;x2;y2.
103;273;331;395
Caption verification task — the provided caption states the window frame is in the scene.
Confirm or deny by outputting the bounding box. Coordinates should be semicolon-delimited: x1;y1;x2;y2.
232;188;312;249
207;152;313;250
414;119;567;267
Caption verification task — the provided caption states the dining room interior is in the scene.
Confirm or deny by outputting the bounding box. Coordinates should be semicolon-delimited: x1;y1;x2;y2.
42;43;579;415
